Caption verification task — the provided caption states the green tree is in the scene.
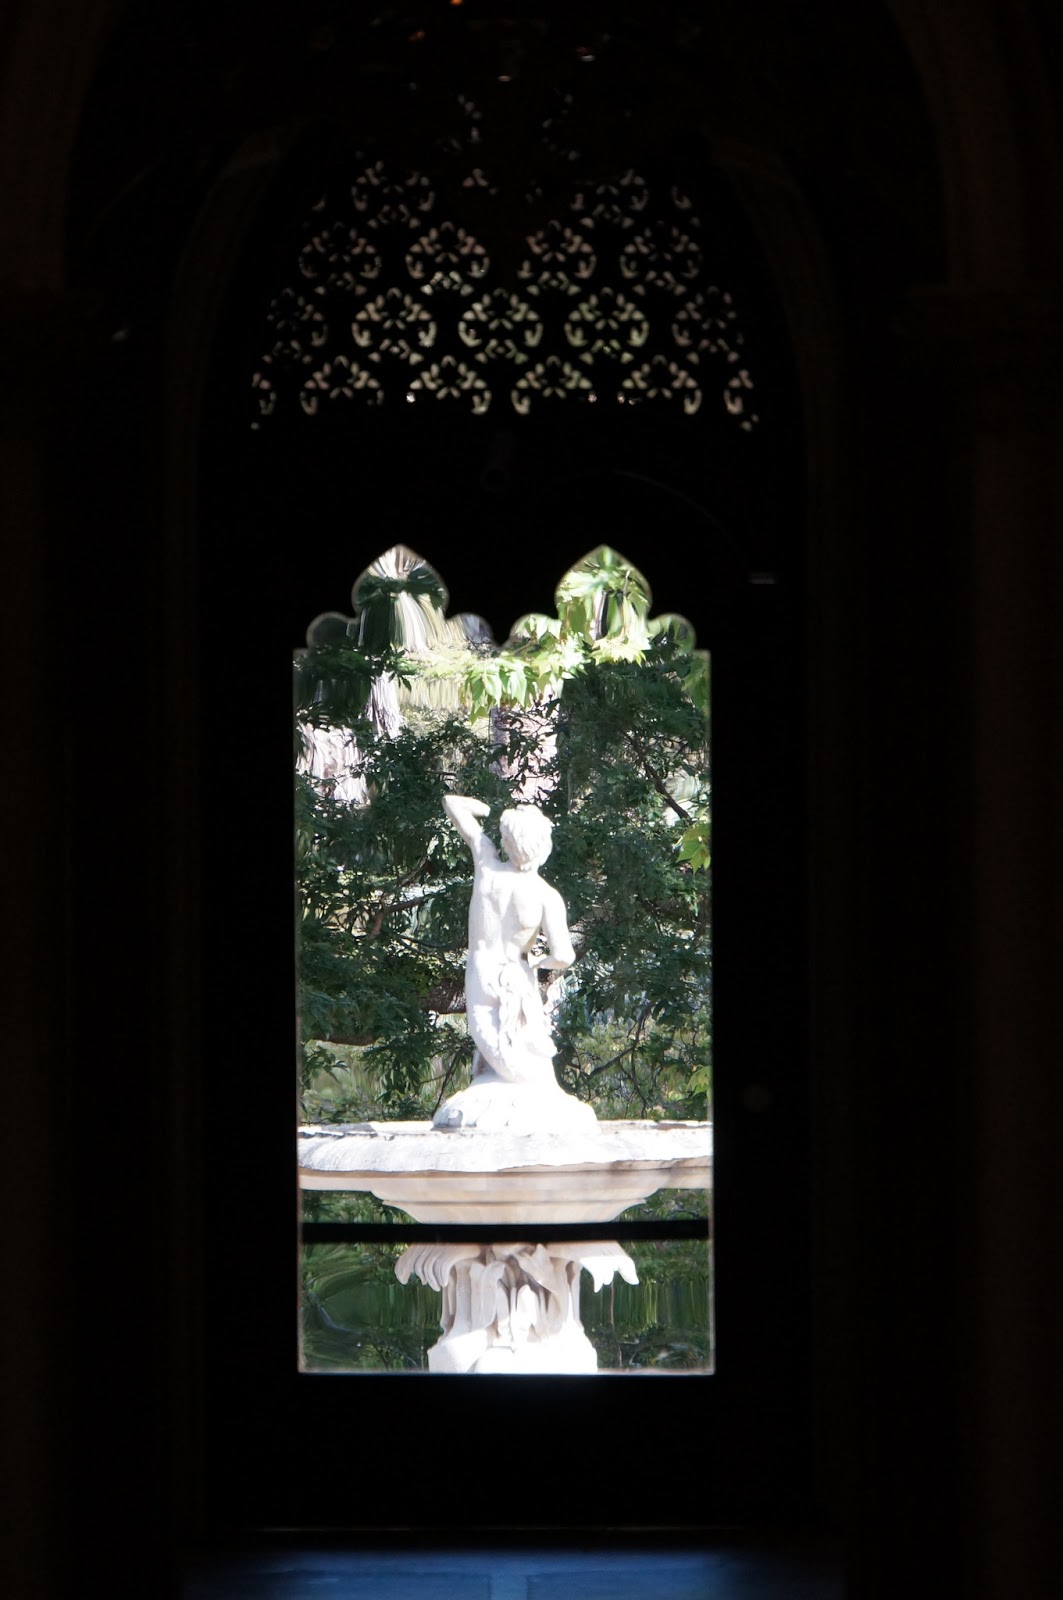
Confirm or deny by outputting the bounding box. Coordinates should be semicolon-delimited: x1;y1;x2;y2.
296;545;710;1124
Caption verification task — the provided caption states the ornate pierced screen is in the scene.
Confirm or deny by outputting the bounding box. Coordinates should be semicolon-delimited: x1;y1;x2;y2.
250;97;760;428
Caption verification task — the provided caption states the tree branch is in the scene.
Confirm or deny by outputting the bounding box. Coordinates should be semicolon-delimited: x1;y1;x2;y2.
623;730;691;822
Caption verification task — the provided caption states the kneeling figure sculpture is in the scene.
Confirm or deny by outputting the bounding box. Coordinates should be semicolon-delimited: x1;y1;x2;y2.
433;795;597;1134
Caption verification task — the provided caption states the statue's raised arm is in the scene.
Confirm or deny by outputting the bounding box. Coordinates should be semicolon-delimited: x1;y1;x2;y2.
443;794;495;861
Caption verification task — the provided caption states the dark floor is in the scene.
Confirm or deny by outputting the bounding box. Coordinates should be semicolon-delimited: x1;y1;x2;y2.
182;1536;844;1599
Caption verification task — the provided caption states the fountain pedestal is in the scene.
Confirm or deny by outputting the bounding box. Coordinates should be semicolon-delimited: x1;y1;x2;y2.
395;1240;639;1373
299;1120;711;1373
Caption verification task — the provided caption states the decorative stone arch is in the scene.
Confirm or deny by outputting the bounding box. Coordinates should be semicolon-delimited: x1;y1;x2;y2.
184;31;799;1534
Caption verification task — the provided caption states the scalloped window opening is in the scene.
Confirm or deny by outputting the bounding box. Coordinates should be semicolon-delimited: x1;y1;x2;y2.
296;545;712;1374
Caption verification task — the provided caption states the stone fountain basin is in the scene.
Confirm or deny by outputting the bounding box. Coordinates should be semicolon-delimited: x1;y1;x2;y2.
298;1119;712;1223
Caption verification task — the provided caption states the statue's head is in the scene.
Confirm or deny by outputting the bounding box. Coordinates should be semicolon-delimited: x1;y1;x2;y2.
499;805;553;871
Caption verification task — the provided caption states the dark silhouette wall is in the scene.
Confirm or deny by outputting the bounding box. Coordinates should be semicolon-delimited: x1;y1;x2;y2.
1;5;1060;1596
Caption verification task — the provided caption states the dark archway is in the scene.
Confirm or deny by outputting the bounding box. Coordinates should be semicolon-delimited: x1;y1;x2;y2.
4;2;1062;1595
188;24;808;1531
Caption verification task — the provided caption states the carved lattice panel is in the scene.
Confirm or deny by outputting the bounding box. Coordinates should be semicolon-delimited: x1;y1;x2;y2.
250;96;760;429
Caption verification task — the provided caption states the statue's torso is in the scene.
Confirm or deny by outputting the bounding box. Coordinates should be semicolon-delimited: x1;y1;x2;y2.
468;862;543;967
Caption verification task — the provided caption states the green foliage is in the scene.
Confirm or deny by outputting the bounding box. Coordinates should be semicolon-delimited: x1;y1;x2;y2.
580;1240;712;1370
301;1240;438;1371
300;1228;712;1373
300;1195;711;1374
295;691;543;1115
295;546;711;1124
535;638;711;1119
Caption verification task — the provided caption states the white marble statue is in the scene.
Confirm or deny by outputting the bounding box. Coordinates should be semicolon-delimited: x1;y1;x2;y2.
433;795;597;1133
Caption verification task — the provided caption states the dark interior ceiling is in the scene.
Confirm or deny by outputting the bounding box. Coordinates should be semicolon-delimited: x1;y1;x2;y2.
65;1;943;647
69;1;944;321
